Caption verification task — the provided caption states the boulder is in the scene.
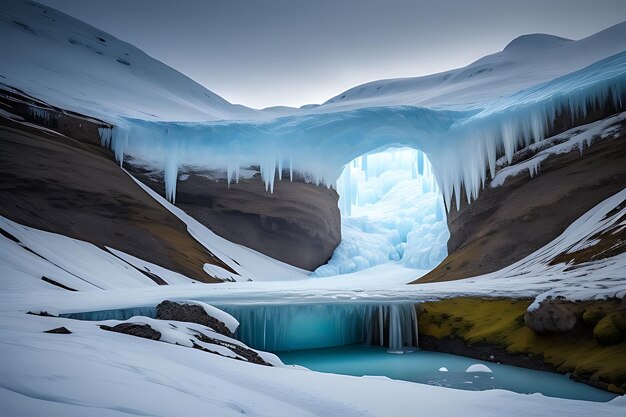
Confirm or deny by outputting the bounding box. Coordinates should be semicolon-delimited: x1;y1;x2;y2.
44;326;71;334
156;300;233;337
100;323;161;340
524;299;583;333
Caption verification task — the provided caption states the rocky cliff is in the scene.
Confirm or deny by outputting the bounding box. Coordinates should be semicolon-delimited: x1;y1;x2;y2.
130;168;341;271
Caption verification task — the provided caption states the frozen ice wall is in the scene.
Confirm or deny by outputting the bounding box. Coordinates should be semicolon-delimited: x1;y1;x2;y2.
313;148;449;277
102;51;626;212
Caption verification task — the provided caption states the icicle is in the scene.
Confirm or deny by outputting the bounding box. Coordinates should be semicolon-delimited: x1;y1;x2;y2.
164;154;178;203
388;305;403;353
417;150;424;176
226;164;233;189
378;307;384;347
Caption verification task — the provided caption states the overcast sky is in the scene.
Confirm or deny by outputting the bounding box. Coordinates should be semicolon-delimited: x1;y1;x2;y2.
38;0;626;109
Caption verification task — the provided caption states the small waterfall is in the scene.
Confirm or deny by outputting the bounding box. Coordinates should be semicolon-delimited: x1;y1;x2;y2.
219;302;419;353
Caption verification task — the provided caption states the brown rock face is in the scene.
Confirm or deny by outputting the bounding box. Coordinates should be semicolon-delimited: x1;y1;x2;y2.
417;122;626;283
524;300;584;333
133;170;341;271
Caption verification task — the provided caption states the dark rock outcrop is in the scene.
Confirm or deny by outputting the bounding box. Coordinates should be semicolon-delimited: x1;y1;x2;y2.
100;323;162;340
131;169;342;271
193;332;271;366
156;300;233;337
44;326;72;334
524;299;584;333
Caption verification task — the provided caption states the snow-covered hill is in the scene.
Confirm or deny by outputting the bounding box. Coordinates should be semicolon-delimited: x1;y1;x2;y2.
0;0;260;122
3;1;625;125
321;22;626;111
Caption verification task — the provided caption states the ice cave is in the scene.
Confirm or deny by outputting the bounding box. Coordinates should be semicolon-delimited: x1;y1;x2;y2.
314;147;449;277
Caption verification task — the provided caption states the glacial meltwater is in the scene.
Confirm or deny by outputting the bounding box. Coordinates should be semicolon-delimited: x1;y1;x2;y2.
278;345;617;402
62;301;617;402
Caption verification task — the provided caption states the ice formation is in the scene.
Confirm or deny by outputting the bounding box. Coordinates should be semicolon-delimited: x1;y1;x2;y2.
3;1;625;213
314;148;449;277
218;302;419;353
102;51;626;212
466;364;493;373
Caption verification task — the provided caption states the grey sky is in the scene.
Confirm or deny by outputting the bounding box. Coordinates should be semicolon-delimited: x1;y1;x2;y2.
38;0;626;109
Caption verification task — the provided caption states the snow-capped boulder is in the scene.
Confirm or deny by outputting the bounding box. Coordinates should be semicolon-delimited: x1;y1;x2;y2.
156;300;237;337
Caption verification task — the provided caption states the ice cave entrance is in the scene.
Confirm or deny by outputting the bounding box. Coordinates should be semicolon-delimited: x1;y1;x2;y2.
313;147;449;277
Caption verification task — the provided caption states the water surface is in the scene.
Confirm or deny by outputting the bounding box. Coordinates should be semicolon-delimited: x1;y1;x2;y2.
279;345;617;402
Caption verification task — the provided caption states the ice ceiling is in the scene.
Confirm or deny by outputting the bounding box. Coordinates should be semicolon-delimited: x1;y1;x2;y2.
100;51;626;211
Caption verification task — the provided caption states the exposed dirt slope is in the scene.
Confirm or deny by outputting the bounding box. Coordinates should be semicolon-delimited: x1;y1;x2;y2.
0;88;227;283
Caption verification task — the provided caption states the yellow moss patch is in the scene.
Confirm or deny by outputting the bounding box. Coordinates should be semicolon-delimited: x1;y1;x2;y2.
418;297;626;392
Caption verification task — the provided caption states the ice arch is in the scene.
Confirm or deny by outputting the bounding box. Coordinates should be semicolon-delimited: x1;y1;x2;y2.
99;51;626;209
313;148;449;277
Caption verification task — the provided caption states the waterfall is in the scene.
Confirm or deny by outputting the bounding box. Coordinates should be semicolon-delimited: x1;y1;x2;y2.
58;301;420;354
219;302;419;353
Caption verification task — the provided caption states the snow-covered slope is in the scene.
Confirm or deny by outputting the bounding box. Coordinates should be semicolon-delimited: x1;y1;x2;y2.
321;22;626;111
0;0;259;122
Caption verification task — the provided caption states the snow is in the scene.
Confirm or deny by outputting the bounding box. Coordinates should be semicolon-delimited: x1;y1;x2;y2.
0;0;261;122
106;247;199;285
0;216;157;290
466;364;493;373
2;185;625;311
491;112;625;187
321;24;626;112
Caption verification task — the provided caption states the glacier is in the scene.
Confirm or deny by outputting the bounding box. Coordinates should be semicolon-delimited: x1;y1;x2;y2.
101;50;626;211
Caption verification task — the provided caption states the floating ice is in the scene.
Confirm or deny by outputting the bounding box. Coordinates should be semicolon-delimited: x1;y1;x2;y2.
439;367;449;372
466;364;493;373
